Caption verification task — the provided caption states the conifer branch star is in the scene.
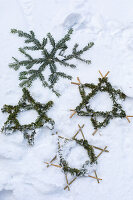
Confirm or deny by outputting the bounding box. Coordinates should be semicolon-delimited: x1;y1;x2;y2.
9;29;94;96
70;73;127;129
1;88;54;145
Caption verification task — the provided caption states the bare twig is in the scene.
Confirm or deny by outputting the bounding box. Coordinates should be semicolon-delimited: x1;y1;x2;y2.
72;124;85;139
126;115;133;123
58;135;70;141
71;77;81;86
47;155;57;167
92;129;98;136
92;145;109;153
71;82;80;85
88;174;102;181
99;70;110;78
44;162;62;168
78;124;85;140
77;77;81;84
94;170;100;183
70;110;76;118
126;116;130;123
64;177;77;190
98;70;103;78
65;174;70;191
104;71;110;78
96;146;108;159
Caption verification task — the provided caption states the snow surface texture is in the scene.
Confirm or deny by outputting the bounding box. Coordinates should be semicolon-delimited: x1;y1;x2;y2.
0;0;133;199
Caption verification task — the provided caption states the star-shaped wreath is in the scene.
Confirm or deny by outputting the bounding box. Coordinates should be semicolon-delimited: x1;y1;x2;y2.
70;71;133;131
1;88;54;145
9;28;94;96
44;124;109;191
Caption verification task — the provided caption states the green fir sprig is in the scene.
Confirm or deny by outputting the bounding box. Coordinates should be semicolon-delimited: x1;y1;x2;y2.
9;29;94;96
74;77;126;129
1;88;54;145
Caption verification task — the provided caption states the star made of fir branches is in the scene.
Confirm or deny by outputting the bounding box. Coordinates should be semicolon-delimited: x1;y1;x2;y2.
44;124;109;191
70;71;133;131
9;28;94;96
1;88;54;145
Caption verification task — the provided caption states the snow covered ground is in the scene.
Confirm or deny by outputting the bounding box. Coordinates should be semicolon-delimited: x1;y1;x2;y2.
0;0;133;199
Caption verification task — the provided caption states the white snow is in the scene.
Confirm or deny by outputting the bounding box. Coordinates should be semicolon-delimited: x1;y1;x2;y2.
0;0;133;199
17;110;38;125
89;91;113;111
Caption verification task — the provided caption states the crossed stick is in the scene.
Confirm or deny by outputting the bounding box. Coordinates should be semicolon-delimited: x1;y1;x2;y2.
71;77;81;86
44;124;109;190
126;116;133;123
98;70;110;79
64;171;102;190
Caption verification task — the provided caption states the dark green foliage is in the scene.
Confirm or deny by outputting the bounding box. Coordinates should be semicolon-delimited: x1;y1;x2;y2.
75;77;126;129
1;88;54;145
9;28;94;96
58;139;97;177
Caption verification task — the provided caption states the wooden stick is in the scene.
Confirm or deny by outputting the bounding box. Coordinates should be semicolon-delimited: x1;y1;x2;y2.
71;82;80;85
92;129;98;136
58;135;70;141
92;145;109;153
72;124;85;139
88;174;102;181
94;170;100;183
104;71;110;78
58;124;85;140
47;155;57;167
70;109;75;111
70;110;77;118
78;124;85;140
127;116;133;117
96;146;107;159
64;174;102;190
126;116;130;123
65;174;70;191
98;70;103;78
77;77;81;84
50;155;57;163
64;177;77;190
44;162;62;168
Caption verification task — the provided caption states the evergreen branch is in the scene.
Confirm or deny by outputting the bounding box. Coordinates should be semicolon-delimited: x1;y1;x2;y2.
42;38;47;48
56;28;73;49
38;73;49;88
56;72;72;80
10;28;94;96
9;57;20;70
75;42;94;56
19;48;33;60
55;57;76;68
47;33;55;47
11;29;31;38
23;46;40;50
